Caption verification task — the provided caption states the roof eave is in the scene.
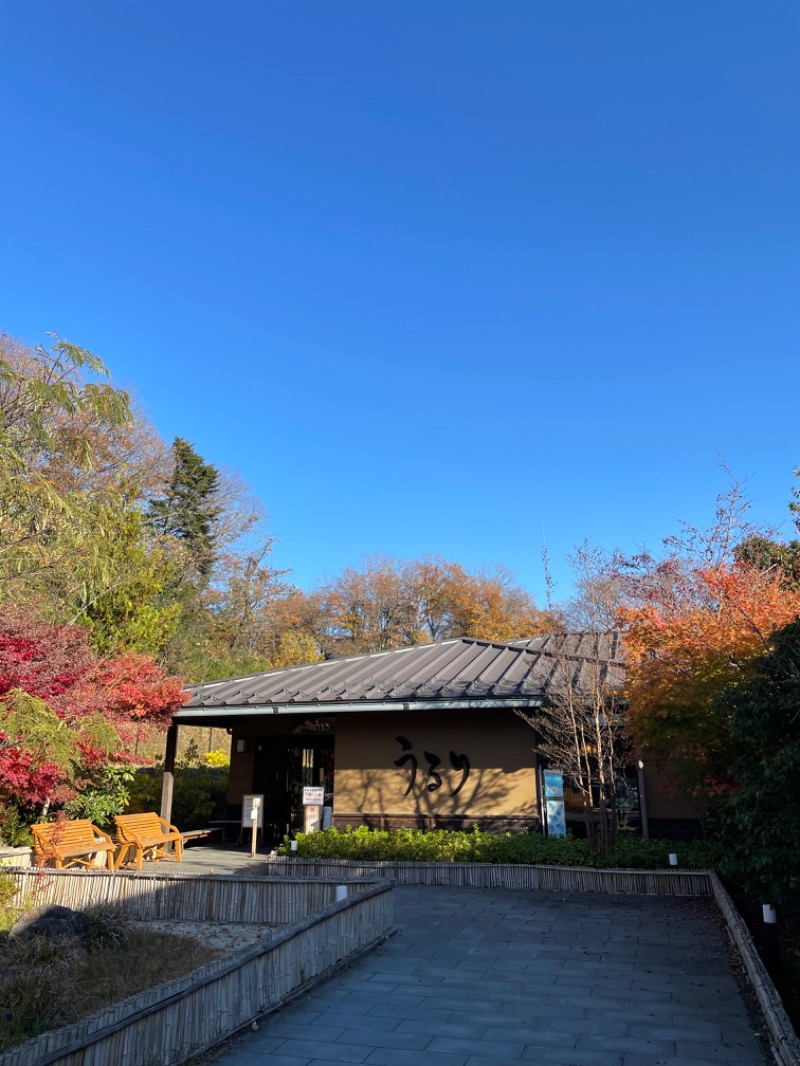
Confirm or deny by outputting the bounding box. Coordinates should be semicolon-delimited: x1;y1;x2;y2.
174;695;545;721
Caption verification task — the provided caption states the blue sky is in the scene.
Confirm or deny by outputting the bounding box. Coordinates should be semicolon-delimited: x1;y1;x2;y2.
1;3;798;604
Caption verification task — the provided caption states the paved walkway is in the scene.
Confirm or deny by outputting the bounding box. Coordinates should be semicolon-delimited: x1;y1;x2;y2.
204;886;766;1066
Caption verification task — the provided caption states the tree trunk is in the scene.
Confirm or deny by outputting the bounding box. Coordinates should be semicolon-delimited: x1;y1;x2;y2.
598;796;609;855
608;790;618;849
583;794;596;852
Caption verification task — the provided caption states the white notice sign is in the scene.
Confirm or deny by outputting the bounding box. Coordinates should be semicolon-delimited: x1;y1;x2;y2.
241;794;264;829
302;786;325;805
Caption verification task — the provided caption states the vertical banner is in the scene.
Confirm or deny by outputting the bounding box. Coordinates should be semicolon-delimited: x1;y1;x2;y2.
542;769;566;838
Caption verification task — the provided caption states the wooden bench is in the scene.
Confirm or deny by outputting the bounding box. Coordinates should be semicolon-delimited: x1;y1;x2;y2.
180;827;223;847
114;813;183;871
32;820;116;870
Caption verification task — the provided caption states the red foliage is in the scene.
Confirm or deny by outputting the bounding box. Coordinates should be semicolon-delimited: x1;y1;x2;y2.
0;605;186;813
0;606;96;703
0;746;61;807
0;606;185;727
82;653;186;724
73;652;187;746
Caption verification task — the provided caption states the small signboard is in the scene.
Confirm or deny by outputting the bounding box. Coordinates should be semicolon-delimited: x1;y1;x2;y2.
302;786;325;805
241;794;264;830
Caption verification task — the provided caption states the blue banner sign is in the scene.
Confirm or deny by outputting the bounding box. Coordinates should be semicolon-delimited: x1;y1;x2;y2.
542;770;566;838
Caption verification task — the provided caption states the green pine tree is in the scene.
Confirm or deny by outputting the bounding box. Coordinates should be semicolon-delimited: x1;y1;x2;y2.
148;438;221;581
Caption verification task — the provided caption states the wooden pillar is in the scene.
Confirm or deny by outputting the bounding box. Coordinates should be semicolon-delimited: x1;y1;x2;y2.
161;722;179;824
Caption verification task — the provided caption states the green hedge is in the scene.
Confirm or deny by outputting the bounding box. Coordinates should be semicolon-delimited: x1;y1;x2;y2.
276;826;722;869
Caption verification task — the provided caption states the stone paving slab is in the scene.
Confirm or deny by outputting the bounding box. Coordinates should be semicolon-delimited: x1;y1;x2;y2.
202;885;768;1066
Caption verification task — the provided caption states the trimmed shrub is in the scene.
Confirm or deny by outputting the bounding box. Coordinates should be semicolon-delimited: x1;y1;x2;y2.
277;825;722;869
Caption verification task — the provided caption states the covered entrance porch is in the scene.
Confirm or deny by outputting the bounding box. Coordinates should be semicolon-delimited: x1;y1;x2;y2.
160;714;335;850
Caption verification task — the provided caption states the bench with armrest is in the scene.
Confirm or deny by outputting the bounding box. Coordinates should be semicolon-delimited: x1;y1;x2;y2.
113;813;183;870
32;820;116;870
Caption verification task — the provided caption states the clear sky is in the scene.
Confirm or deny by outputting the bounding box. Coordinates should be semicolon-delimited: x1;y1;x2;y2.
1;3;798;604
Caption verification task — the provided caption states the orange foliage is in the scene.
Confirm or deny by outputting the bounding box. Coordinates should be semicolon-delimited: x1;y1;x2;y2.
620;562;800;796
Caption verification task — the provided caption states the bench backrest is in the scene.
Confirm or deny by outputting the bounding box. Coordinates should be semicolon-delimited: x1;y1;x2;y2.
32;820;98;851
115;813;165;841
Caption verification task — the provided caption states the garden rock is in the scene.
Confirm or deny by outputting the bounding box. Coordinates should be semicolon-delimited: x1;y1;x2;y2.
9;905;91;945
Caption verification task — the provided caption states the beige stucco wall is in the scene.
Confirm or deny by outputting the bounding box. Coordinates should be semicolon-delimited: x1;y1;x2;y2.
189;712;701;833
333;710;539;822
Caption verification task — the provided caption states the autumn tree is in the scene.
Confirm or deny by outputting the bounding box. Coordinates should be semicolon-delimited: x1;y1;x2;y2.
316;554;551;656
317;555;418;655
0;331;300;681
0;605;185;841
0;691;117;833
617;479;800;802
428;560;552;643
196;544;319;680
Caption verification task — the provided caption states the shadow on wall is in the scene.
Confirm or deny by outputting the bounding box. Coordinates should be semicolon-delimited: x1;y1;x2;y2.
349;766;533;830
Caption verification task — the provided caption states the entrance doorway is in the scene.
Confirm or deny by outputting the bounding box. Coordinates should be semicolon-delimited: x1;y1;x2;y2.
253;735;334;847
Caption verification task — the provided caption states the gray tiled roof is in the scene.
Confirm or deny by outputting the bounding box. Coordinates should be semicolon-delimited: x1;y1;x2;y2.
179;633;625;716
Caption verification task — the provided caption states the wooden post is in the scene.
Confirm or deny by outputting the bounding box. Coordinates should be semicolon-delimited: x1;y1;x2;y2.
161;722;178;824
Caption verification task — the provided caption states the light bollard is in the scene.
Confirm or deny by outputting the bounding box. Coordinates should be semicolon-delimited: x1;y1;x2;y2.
763;904;778;969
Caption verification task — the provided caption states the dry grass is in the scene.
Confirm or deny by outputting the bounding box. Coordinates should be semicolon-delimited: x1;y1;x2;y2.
0;908;220;1052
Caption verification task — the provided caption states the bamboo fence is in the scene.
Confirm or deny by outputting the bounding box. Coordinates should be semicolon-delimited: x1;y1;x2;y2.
9;868;377;924
0;880;394;1066
262;857;714;895
0;848;32;869
708;872;800;1066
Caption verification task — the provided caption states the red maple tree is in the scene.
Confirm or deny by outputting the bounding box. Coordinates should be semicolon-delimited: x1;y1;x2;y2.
0;606;185;823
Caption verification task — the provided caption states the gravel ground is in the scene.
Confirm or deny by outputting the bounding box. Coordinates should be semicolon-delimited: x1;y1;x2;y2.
128;918;278;955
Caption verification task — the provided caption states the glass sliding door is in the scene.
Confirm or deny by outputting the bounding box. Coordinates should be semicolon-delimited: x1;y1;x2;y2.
253;735;334;847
